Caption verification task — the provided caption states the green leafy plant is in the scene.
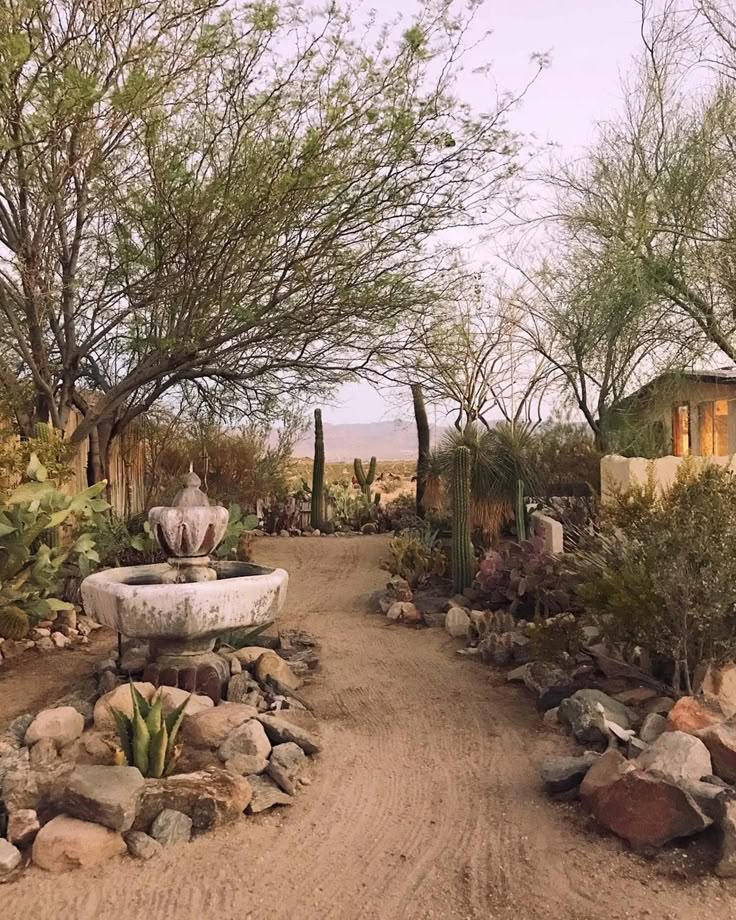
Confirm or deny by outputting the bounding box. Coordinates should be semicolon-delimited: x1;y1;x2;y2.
573;463;736;693
0;453;108;638
112;684;189;778
214;504;258;558
526;612;584;663
80;514;158;570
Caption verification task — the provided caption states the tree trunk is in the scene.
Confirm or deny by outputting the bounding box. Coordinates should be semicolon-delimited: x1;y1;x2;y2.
411;383;430;518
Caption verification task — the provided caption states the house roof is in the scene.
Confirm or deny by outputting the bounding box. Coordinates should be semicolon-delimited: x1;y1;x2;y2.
617;367;736;411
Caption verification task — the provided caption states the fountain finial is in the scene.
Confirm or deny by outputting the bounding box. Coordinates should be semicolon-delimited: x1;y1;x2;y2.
173;465;209;508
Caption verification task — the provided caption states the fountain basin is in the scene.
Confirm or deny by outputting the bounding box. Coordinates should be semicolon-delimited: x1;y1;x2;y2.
81;561;288;640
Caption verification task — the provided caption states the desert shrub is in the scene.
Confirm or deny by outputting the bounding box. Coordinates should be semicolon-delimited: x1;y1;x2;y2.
475;536;573;619
383;494;422;532
145;416;294;509
0;422;75;488
573;463;736;692
0;454;107;637
214;504;258;558
80;514;160;570
383;528;447;587
527;612;584;663
529;422;601;496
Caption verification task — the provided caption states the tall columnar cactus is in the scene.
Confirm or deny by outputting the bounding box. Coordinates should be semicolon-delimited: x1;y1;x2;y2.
354;456;377;500
411;384;430;517
452;445;473;594
310;408;325;529
515;478;527;541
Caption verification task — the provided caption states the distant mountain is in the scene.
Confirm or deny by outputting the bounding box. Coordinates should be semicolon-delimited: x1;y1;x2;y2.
289;420;446;461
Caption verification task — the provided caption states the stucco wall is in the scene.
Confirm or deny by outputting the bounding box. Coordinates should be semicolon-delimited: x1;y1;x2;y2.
601;453;736;501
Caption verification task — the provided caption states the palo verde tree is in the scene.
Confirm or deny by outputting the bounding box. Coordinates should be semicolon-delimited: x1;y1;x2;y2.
0;0;534;480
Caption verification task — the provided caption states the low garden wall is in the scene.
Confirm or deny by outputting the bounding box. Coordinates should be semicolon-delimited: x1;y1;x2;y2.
601;453;736;500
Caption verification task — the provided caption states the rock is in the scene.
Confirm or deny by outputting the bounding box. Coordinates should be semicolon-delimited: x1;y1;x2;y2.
97;670;120;695
154;686;214;717
541;754;598;796
25;707;84;749
29;738;59;768
558;690;636;744
32;627;51;638
445;607;471;638
666;696;723;734
7;809;40;848
637;731;712;783
96;658;118;674
51;632;69;649
456;647;481;658
522;661;568;697
700;662;736;718
172;747;221;774
279;529;290;537
119;648;148;672
254;651;302;693
542;707;561;729
63;765;145;831
218;719;271;762
133;769;252;832
1;761;73;812
580;750;634;806
267;742;306;795
627;737;648;759
640;712;667;744
444;595;468;612
614;687;659;706
645;696;675;716
0;839;22;875
227;671;263;707
32;815;126;872
232;647;267;669
247;774;294;813
269;708;321;736
386;602;421;623
590;770;711;848
182;703;258;749
386;575;412;602
257;714;321;755
423;612;446;629
224;753;269;776
679;778;728;821
716;799;736;877
125;831;162;861
697;723;736;783
61;730;118;766
150;808;192;846
93;682;156;733
6;713;34;745
36;636;55;651
229;656;242;675
507;664;531;683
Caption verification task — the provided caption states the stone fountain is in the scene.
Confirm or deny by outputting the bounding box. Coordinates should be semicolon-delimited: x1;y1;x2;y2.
80;469;288;700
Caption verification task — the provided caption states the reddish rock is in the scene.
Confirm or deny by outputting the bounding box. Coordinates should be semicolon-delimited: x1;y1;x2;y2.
591;771;711;848
32;815;126;872
580;750;633;806
697;723;736;783
666;696;723;735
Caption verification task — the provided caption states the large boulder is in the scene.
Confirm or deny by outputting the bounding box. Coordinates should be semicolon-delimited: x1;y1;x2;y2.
558;690;636;744
257;714;321;755
133;769;251;832
700;662;736;718
218;720;271;762
666;696;723;734
637;731;712;784
182;703;258;749
62;765;145;831
589;770;711;848
25;707;84;750
696;723;736;783
93;682;156;733
32;815;126;872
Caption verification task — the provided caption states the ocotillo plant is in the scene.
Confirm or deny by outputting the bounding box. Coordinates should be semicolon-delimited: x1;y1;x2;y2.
411;384;430;518
354;456;377;500
311;408;325;529
452;445;473;593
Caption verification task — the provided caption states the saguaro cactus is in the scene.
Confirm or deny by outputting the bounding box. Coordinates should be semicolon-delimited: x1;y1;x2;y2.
452;445;473;594
411;384;430;517
310;409;325;529
354;456;377;499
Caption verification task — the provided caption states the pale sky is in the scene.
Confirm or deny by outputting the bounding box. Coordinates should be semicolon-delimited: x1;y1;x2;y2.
321;0;646;424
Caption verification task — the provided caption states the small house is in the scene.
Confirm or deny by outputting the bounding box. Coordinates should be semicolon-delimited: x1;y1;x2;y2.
615;368;736;457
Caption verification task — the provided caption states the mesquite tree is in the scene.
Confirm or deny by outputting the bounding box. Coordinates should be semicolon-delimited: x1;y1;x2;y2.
0;0;533;480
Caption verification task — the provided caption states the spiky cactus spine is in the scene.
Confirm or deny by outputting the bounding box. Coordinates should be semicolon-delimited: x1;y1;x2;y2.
452;445;473;593
515;478;526;542
310;409;325;529
354;456;377;499
411;383;430;518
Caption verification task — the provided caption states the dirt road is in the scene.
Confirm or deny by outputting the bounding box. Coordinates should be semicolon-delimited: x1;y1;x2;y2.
4;537;736;920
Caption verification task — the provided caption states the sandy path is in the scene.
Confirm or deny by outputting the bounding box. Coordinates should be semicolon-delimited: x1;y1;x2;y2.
4;536;736;920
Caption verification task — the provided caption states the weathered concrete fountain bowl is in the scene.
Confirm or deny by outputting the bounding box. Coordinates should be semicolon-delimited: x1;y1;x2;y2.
80;560;288;640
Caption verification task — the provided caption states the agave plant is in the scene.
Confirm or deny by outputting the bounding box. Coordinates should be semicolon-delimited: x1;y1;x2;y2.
112;684;189;778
